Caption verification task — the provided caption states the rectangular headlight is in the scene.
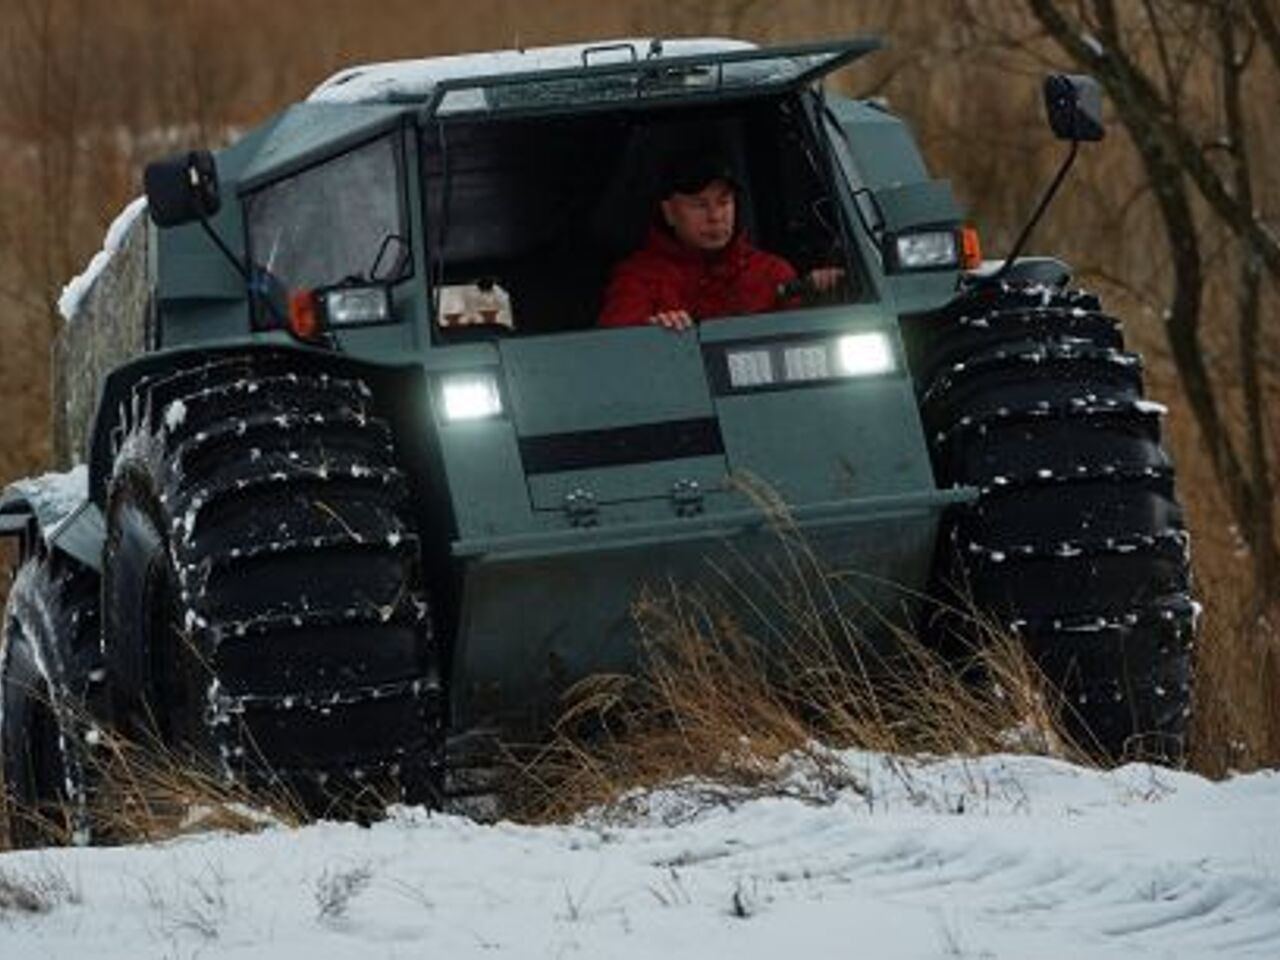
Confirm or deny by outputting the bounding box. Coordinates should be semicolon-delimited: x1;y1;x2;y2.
323;286;391;326
893;230;959;270
782;344;831;382
720;333;896;392
726;348;775;388
441;373;503;421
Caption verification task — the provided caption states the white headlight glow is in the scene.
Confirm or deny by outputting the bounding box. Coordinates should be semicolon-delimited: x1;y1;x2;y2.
441;374;503;421
837;332;895;376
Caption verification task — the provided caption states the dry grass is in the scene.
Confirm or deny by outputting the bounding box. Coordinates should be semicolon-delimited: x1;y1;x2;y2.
510;590;1079;824
84;728;305;844
1;720;305;851
506;496;1081;823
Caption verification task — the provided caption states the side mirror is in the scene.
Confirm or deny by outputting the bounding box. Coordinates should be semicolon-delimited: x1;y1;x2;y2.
1043;74;1104;142
144;150;221;227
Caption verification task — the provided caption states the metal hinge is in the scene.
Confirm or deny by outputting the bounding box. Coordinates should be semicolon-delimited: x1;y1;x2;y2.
671;479;704;517
563;488;599;527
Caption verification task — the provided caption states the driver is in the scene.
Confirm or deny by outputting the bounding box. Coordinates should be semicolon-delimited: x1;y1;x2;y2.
598;149;842;330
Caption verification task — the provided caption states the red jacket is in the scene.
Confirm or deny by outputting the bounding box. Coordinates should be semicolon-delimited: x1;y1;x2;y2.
598;225;797;328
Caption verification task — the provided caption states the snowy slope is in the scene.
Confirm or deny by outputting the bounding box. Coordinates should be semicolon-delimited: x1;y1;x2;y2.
0;752;1276;959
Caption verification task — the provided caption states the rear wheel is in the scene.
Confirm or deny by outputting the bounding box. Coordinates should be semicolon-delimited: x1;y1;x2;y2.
1;552;102;847
910;283;1195;761
102;354;443;813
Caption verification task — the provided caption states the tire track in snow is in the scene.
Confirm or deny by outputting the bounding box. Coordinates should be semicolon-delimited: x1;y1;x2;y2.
624;757;1280;958
703;821;1280;956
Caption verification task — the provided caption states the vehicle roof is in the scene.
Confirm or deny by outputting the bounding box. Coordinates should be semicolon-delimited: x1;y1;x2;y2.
232;36;879;190
308;38;755;104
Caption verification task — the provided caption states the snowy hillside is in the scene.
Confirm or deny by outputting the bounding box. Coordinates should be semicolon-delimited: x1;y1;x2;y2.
1;751;1277;958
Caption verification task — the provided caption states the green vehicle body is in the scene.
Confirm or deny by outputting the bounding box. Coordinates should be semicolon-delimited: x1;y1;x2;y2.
148;38;972;734
8;38;1075;752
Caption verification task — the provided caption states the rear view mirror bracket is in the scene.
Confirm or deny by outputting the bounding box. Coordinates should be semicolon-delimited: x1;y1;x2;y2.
989;74;1106;282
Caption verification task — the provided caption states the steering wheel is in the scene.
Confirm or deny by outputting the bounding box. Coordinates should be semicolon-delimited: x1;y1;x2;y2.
776;270;844;306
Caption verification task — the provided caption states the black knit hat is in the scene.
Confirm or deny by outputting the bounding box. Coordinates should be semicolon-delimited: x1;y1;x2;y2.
660;148;740;198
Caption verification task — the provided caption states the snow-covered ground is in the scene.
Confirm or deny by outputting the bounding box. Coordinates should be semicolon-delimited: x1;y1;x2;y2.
1;751;1276;958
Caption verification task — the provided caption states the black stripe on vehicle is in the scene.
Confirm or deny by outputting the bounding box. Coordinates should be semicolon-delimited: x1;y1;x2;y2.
518;418;723;474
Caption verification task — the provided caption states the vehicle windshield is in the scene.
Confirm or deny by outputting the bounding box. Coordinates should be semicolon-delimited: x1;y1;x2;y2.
245;134;408;294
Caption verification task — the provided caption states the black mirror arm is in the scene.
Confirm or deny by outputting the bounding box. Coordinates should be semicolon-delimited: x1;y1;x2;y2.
195;216;290;329
198;216;287;328
197;215;250;285
991;137;1079;282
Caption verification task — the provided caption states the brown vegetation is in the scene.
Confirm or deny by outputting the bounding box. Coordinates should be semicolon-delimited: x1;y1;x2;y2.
512;580;1077;822
0;722;303;849
0;0;1276;781
0;712;306;849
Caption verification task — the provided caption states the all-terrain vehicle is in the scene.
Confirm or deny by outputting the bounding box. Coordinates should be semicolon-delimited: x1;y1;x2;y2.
1;37;1194;843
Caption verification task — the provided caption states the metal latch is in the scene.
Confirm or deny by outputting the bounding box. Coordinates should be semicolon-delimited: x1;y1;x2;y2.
563;488;599;527
671;479;704;517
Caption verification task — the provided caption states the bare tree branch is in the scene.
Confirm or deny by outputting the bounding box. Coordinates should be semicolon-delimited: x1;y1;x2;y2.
1247;0;1280;71
1029;0;1275;589
1219;0;1280;595
1030;0;1280;284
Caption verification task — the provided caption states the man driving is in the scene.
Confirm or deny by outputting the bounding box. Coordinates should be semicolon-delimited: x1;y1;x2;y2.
598;149;842;330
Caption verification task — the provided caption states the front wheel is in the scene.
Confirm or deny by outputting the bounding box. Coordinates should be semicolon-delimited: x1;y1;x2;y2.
910;283;1196;761
101;354;444;813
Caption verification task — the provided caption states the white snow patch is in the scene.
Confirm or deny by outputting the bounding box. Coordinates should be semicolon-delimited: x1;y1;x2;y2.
0;751;1277;959
309;38;754;103
8;464;88;522
57;196;147;322
163;399;188;432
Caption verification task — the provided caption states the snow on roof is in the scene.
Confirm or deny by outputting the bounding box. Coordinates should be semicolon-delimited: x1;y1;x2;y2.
57;195;147;323
308;37;755;104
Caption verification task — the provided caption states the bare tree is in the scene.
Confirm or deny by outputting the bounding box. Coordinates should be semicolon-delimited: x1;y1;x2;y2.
1;0;89;337
1024;0;1279;603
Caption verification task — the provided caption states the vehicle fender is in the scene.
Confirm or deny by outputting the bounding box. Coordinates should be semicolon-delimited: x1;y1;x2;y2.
0;468;104;572
967;256;1074;289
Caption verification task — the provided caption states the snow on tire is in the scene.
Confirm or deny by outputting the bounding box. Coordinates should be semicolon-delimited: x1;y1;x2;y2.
909;284;1195;761
1;551;102;847
101;353;443;812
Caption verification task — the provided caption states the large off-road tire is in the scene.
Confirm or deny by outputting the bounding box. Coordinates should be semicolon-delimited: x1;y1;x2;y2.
102;353;443;813
909;282;1195;761
1;551;102;847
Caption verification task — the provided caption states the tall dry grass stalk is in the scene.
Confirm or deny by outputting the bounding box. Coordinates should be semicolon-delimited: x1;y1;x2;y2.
510;587;1078;824
1;718;305;851
508;488;1080;823
83;728;305;845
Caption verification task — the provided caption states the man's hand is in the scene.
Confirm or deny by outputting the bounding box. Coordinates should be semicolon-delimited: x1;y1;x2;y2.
647;309;695;331
776;268;846;303
807;267;844;293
